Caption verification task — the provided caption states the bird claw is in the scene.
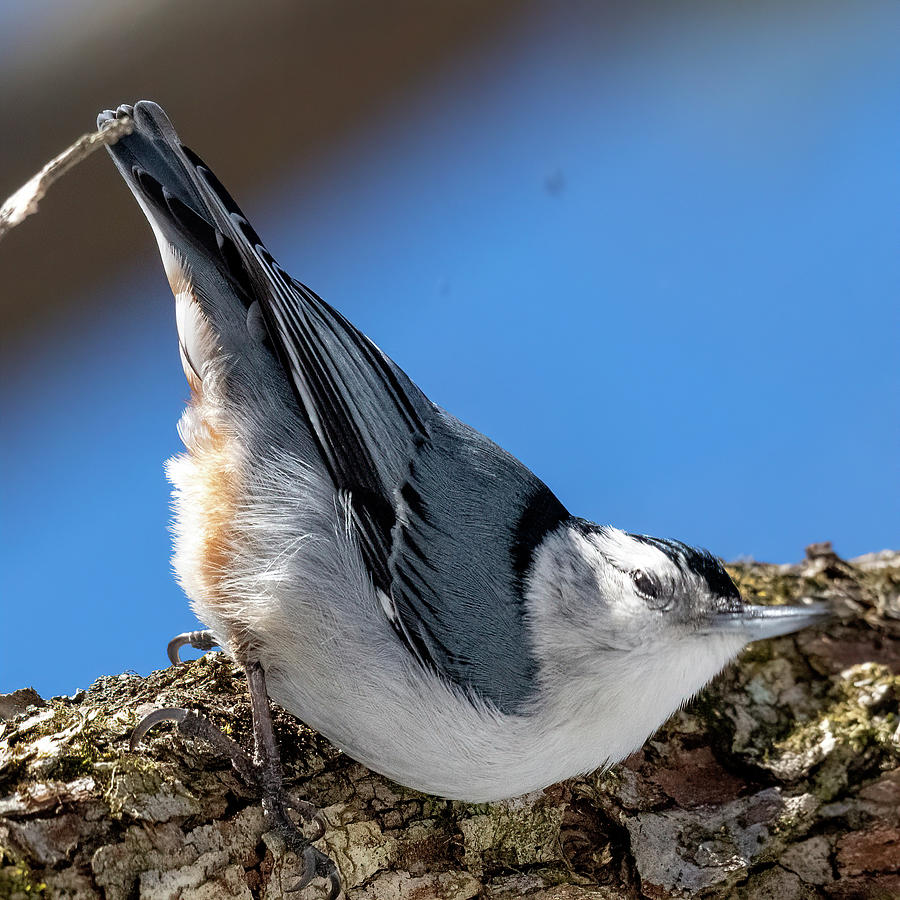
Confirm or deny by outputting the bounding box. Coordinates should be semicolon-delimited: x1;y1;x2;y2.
285;844;342;898
129;706;257;783
263;792;340;892
167;629;219;665
129;706;187;751
130;662;342;898
284;794;328;841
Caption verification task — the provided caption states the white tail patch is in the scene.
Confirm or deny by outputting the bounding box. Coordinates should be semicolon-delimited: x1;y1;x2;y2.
142;231;220;391
175;288;218;391
137;192;190;294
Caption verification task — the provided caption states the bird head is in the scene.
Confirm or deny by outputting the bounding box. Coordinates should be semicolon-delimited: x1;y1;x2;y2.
526;522;829;681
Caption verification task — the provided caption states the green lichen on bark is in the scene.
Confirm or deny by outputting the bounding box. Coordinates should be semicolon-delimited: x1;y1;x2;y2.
1;547;898;899
0;859;47;898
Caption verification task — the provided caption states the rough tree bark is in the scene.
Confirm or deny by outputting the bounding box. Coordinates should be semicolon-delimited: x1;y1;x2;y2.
1;546;898;900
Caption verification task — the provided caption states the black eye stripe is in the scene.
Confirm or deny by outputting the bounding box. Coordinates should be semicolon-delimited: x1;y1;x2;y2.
628;532;740;601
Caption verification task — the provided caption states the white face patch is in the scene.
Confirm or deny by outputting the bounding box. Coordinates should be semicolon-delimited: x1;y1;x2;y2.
587;527;679;582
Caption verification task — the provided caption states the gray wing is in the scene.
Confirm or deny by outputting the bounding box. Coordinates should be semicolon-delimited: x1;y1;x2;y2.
108;101;570;711
256;270;571;711
388;410;570;710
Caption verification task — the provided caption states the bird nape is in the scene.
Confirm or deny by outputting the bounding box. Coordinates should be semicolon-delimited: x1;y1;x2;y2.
100;100;831;897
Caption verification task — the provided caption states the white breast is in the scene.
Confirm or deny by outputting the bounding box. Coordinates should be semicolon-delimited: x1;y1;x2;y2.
168;382;741;801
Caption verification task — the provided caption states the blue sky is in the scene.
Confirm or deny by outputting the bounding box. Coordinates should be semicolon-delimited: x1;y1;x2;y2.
2;1;898;697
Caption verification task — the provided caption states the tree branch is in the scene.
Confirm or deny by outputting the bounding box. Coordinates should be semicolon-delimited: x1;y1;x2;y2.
0;117;132;243
1;548;898;899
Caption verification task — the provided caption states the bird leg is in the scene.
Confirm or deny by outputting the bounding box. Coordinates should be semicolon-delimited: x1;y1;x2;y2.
244;659;341;895
131;658;341;898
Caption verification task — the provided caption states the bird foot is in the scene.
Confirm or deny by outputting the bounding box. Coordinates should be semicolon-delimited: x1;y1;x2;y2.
129;707;258;784
265;795;341;898
131;665;341;897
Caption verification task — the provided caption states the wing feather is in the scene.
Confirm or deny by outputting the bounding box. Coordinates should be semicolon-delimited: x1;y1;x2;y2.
107;101;572;712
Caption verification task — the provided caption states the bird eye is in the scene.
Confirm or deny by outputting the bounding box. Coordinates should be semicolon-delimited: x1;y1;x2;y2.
631;569;661;601
631;570;673;610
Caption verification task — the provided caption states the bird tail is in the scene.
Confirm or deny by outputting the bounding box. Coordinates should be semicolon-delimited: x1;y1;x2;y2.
98;100;264;304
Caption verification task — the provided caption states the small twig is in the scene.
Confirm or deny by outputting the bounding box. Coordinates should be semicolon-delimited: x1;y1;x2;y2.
0;115;133;243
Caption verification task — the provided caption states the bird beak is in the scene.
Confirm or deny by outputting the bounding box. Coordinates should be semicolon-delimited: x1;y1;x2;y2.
710;600;832;641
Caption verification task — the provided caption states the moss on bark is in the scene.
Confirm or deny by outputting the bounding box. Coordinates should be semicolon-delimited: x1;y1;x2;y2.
1;548;897;899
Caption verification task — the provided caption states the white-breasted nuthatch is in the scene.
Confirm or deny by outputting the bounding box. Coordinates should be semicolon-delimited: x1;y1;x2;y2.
100;101;829;893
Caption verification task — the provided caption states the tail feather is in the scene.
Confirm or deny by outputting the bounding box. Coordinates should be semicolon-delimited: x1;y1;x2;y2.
100;101;257;306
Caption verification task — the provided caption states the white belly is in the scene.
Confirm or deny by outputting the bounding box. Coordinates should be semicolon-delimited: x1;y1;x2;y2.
166;400;740;802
